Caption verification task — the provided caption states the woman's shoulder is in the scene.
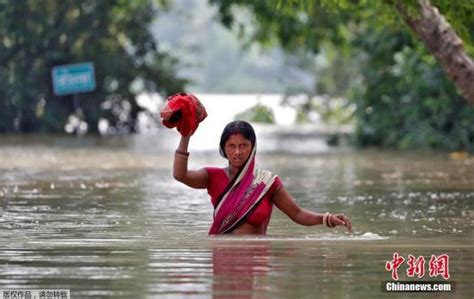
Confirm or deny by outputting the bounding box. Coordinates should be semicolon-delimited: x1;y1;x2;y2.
204;167;229;193
204;166;227;177
204;166;226;171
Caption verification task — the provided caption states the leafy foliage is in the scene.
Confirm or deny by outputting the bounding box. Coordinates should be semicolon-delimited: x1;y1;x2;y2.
0;0;186;133
234;104;275;123
353;27;474;151
210;0;474;151
210;0;351;53
215;0;474;53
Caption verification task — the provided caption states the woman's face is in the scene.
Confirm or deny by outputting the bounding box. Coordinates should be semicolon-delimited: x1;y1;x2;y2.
224;133;252;168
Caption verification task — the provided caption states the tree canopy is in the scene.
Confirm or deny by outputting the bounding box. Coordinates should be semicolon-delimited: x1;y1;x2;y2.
0;0;185;133
211;0;473;100
210;0;474;151
211;0;473;53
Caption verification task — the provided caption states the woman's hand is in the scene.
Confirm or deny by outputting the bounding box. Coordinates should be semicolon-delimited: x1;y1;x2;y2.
329;214;352;232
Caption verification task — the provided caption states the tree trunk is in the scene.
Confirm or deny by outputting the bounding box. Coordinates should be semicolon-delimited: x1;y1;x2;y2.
396;0;474;104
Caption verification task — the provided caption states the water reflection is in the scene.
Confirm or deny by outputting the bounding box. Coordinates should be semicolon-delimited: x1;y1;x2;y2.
211;240;271;298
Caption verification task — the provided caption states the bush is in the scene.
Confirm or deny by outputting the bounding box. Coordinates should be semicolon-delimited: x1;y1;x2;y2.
353;28;474;152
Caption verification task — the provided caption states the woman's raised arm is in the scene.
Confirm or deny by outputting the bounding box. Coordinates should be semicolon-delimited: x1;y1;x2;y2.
173;136;209;189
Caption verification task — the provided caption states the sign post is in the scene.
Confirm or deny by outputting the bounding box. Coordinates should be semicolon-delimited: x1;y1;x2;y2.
51;62;96;96
51;62;96;134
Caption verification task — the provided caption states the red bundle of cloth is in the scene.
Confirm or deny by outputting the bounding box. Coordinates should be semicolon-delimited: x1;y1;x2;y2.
159;93;208;136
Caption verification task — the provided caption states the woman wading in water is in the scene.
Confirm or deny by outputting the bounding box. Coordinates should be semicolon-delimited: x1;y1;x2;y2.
172;118;352;235
161;93;352;234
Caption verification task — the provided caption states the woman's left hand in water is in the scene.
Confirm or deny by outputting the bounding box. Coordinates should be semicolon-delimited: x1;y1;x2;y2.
331;214;352;232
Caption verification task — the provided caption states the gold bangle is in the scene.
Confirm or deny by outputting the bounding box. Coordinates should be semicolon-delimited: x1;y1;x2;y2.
323;212;330;227
327;214;336;228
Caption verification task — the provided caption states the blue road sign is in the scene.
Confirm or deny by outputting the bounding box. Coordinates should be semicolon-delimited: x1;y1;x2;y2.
52;62;96;96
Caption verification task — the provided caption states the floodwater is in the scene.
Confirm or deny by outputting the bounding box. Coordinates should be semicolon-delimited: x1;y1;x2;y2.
0;129;473;298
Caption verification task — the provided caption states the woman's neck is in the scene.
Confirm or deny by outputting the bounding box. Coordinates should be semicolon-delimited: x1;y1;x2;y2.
228;165;241;180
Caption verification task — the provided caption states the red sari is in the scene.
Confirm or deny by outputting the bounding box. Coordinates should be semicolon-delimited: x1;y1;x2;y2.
207;147;281;234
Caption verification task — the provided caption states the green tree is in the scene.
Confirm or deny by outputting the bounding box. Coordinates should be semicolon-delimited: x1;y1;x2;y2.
234;103;275;123
0;0;186;133
210;0;474;151
353;27;474;151
211;0;474;102
394;0;474;103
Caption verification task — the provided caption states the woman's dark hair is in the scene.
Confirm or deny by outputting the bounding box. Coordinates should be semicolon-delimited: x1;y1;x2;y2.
219;120;256;158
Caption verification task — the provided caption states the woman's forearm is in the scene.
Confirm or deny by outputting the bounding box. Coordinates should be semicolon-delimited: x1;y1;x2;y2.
173;136;190;181
177;135;190;152
294;209;324;226
295;210;352;231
